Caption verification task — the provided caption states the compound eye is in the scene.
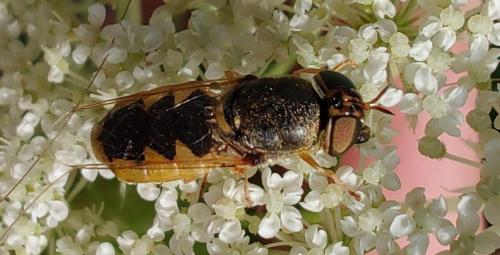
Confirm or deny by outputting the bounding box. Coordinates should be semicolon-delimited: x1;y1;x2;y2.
330;94;342;108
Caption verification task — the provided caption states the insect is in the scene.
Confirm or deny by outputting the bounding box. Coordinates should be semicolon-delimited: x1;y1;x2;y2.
0;58;393;243
83;60;393;193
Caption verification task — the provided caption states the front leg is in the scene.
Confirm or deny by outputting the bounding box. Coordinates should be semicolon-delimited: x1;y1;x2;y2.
299;152;361;200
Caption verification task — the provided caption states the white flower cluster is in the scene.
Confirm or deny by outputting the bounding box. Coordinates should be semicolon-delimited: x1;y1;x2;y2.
0;0;499;254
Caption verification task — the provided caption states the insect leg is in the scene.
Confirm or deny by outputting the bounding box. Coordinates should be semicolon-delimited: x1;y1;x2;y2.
234;166;252;207
293;59;357;77
364;85;395;115
299;152;361;200
224;70;241;80
198;173;208;202
332;59;357;71
293;68;322;76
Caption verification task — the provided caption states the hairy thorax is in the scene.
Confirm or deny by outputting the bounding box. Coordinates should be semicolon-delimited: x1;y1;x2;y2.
225;77;322;155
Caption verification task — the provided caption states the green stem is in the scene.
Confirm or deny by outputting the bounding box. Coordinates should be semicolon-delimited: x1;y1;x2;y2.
257;54;277;77
117;0;141;24
397;0;417;25
262;56;296;77
334;206;342;242
66;176;88;203
321;209;338;242
443;152;482;169
275;232;297;243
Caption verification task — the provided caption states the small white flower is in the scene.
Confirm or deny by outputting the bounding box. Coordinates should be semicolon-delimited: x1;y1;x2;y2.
258;213;281;239
43;42;71;83
96;242;115;255
390;214;416;237
218;220;245;244
435;219;457;245
420;17;442;38
258;168;304;238
474;231;500;254
106;47;127;64
300;173;343;212
399;93;423;115
56;236;84;254
469;35;489;63
341;216;359;237
414;67;437;95
409;40;433;61
374;86;403;107
26;235;47;255
440;5;465;31
305;225;328;249
407;232;429;255
422;95;448;118
363;50;389;84
433;28;456;51
205;62;225;79
16;112;40;141
484;195;500;225
88;3;106;27
389;32;410;57
72;44;91;64
359;208;382;232
137;184;161;201
46;201;69;228
115;71;135;91
133;66;154;82
372;0;396;19
325;242;349;255
143;29;163;51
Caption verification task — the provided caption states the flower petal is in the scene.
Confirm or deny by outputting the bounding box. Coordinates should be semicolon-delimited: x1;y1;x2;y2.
389;214;416;237
258;213;280;239
281;206;303;233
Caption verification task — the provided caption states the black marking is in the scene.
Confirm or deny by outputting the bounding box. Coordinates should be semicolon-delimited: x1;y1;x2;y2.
98;100;148;161
175;90;216;156
148;94;176;159
318;71;356;90
97;90;218;161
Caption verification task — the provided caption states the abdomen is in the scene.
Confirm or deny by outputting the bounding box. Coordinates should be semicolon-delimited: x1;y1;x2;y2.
92;89;218;164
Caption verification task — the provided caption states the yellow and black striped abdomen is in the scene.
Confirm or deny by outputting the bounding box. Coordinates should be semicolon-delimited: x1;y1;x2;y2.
92;89;218;166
